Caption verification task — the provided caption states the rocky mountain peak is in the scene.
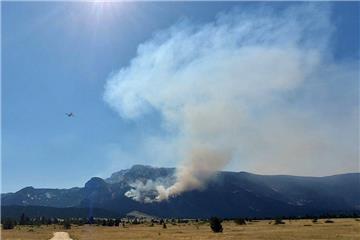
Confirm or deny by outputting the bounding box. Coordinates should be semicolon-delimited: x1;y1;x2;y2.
106;165;175;184
84;177;107;190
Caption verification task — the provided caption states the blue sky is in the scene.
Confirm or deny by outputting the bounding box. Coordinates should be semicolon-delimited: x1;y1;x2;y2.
2;2;359;193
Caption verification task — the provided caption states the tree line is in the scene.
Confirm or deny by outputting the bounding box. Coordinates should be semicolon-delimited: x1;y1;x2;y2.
2;212;359;232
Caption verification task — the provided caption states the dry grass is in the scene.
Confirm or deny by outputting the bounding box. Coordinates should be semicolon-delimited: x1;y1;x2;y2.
1;225;59;240
2;218;360;240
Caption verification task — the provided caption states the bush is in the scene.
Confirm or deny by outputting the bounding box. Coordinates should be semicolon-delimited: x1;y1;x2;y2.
2;218;15;230
312;218;318;223
234;218;246;225
19;213;27;225
325;219;334;223
63;220;71;229
209;217;223;233
163;222;167;229
274;218;285;225
114;219;120;227
132;218;140;224
88;216;94;225
107;219;114;227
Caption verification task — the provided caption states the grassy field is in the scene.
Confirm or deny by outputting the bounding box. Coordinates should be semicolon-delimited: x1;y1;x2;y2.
2;218;360;240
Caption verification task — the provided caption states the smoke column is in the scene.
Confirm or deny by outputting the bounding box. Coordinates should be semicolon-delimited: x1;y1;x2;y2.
104;5;358;202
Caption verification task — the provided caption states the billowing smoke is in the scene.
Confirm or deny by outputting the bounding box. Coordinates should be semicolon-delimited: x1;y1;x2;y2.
104;5;358;202
124;178;173;203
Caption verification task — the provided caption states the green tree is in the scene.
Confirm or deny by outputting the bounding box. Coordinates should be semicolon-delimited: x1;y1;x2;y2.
47;218;52;225
63;220;71;229
53;218;59;224
274;218;285;225
88;216;94;225
2;218;15;230
19;213;27;225
107;219;115;226
234;218;246;225
114;219;120;227
102;219;107;226
209;217;223;233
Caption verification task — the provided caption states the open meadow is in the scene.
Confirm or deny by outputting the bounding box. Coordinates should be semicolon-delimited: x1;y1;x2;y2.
2;218;360;240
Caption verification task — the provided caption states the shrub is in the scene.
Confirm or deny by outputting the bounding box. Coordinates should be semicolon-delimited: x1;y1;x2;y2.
19;213;27;225
209;217;223;233
63;220;71;229
107;219;114;227
234;218;246;225
88;216;94;225
274;218;285;225
114;219;120;227
132;218;140;224
102;220;107;226
325;219;334;223
2;218;15;230
312;218;318;223
163;222;167;229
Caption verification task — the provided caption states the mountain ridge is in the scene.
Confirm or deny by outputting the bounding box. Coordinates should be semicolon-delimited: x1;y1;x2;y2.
2;165;359;218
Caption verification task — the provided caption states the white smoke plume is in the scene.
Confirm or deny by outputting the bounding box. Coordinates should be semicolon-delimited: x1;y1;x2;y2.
125;178;174;203
105;5;358;202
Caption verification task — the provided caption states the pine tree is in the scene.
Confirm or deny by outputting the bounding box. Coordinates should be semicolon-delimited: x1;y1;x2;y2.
209;217;223;233
63;219;71;229
19;213;26;225
2;218;15;230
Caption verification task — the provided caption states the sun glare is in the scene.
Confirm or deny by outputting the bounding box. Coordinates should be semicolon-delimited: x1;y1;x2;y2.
92;1;111;12
87;1;124;31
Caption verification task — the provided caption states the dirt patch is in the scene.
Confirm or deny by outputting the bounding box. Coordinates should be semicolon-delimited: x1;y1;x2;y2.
49;232;73;240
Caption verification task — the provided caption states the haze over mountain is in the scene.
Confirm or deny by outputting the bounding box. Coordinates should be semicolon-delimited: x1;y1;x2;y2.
2;165;359;218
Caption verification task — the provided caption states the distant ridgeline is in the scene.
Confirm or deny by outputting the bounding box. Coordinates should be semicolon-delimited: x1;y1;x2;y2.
1;205;118;219
2;165;360;219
